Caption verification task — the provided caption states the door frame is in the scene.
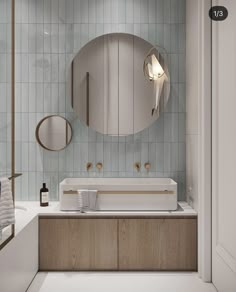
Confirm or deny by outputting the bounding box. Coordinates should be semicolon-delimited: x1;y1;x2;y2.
198;0;212;282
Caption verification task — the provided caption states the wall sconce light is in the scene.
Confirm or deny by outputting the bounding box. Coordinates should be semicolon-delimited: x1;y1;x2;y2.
143;46;169;116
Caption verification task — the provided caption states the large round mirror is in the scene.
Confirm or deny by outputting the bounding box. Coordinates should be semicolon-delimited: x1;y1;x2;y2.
71;33;170;136
36;116;72;151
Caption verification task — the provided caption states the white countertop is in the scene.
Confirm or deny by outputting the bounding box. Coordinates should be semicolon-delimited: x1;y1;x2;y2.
12;201;197;238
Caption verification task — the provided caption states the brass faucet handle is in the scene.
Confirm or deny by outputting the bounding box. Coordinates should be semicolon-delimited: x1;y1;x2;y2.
144;162;151;171
96;162;103;171
86;162;93;171
134;162;141;172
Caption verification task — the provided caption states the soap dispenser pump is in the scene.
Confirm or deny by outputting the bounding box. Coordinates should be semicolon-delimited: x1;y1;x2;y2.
40;183;49;207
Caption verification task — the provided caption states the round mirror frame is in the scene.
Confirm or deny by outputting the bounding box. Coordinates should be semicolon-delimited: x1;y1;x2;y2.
35;115;73;151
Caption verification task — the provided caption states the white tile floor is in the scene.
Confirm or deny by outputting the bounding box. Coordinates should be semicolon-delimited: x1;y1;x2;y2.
27;272;217;292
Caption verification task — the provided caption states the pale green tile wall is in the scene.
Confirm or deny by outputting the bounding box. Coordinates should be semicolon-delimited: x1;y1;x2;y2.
14;0;186;201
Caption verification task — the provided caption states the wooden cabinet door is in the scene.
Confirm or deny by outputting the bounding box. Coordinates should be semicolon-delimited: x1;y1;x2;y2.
39;218;118;271
119;218;197;271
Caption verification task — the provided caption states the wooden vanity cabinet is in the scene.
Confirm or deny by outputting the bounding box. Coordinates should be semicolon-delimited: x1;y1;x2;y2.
119;218;197;271
39;216;197;271
39;218;118;270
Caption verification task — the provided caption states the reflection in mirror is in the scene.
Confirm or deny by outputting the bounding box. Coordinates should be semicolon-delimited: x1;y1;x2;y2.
36;116;72;151
71;33;170;136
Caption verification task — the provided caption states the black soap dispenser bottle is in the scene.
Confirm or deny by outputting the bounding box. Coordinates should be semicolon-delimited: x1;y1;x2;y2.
40;183;49;207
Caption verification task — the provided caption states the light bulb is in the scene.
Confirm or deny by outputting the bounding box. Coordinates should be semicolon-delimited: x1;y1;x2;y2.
150;54;164;80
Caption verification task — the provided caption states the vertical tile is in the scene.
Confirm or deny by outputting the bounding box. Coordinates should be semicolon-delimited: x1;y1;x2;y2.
178;83;186;112
51;23;59;53
58;24;66;53
111;143;119;171
21;172;29;200
58;83;66;112
170;0;179;24
0;0;7;23
66;24;74;53
28;172;37;200
88;0;96;23
29;24;37;53
148;0;156;24
65;0;74;23
148;24;156;45
73;0;81;23
178;54;186;83
141;142;149;171
126;142;134;173
29;54;36;83
170;54;179;83
22;143;29;171
103;0;111;23
21;83;29;113
118;0;126;23
164;24;171;54
51;83;59;113
179;23;186;53
43;0;51;23
126;0;134;24
29;0;36;24
148;143;156;172
21;54;29;82
111;0;119;24
96;1;104;23
170;24;179;53
178;142;186;171
178;0;186;24
29;143;36;171
43;83;51;112
51;54;59;82
51;0;59;24
164;142;178;172
156;0;164;23
134;0;141;23
103;143;111;172
164;0;170;23
36;0;44;24
29;113;36;142
80;0;88;23
164;113;178;142
140;0;148;23
156;143;164;172
178;113;186;142
36;83;44;113
0;84;7;113
59;0;66;23
165;83;179;113
21;24;29;53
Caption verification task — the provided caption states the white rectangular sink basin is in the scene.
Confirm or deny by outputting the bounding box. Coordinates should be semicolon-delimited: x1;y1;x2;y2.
60;178;177;211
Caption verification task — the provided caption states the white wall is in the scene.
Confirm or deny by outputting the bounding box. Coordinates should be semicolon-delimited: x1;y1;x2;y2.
186;0;212;282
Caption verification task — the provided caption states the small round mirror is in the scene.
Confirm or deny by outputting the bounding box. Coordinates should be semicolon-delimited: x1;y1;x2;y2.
36;116;72;151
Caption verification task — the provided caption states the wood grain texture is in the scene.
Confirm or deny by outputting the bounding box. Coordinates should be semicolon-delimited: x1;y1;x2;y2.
39;217;197;271
39;219;118;271
118;218;197;271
